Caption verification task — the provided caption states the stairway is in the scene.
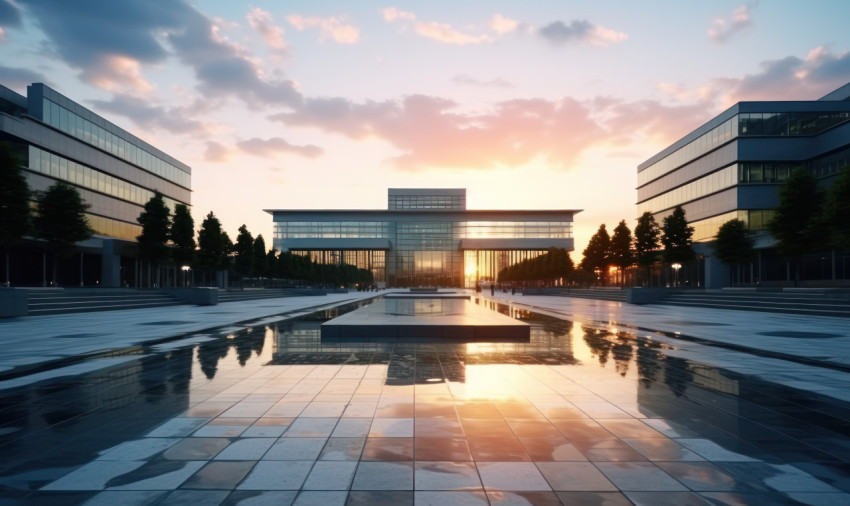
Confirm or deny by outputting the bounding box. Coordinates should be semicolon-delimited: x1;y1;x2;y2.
556;288;627;303
659;289;850;318
216;288;334;303
27;289;183;316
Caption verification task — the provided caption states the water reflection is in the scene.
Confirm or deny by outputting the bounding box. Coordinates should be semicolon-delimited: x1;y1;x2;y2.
1;298;849;501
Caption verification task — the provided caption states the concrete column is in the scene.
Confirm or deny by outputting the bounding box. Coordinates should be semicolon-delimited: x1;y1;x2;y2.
101;239;121;288
703;253;730;289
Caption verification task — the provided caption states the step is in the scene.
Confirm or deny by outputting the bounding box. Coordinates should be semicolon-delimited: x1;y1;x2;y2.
661;300;850;317
28;300;183;316
665;296;850;309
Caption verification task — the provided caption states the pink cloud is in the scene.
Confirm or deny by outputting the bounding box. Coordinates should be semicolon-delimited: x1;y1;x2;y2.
287;14;359;44
489;14;518;34
708;4;754;43
382;7;415;22
237;136;324;159
415;21;492;45
247;7;287;52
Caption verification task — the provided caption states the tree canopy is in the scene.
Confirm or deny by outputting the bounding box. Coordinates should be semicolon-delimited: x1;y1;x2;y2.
0;142;30;250
197;211;227;271
634;211;660;270
170;204;195;268
234;224;254;277
661;206;694;265
609;220;634;269
253;234;268;278
580;224;610;273
34;181;93;257
713;219;754;266
136;192;171;265
823;165;850;251
768;168;825;258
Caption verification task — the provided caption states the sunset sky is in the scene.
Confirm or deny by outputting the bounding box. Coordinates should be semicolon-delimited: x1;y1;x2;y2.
1;0;849;258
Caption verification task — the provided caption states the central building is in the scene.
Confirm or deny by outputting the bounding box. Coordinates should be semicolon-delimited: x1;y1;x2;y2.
266;189;579;288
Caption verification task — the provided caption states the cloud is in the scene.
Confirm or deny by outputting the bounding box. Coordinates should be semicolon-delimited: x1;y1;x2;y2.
538;19;627;47
246;7;287;53
287;14;359;44
708;4;754;43
19;0;302;106
204;141;231;162
89;93;211;135
0;0;23;27
415;22;492;45
489;13;518;35
382;7;415;22
452;74;513;89
270;94;612;171
236;137;324;159
0;65;48;90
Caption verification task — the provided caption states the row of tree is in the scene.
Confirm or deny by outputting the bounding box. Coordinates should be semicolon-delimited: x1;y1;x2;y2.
579;206;695;286
1;143;94;285
136;193;373;288
497;247;574;285
1;143;372;287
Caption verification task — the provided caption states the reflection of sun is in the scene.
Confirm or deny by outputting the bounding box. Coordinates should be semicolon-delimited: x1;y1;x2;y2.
464;263;477;277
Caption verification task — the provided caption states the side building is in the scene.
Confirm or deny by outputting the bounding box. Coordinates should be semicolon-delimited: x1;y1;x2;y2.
637;82;850;288
266;189;579;288
0;83;192;287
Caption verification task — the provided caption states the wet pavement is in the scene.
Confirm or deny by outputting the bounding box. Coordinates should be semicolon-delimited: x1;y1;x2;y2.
1;297;850;505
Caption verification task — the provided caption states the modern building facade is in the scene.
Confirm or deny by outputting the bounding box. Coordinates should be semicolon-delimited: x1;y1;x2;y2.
0;83;192;286
637;82;850;287
267;189;578;288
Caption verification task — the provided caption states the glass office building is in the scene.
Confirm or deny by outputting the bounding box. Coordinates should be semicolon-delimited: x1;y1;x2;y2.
637;82;850;287
0;83;191;286
267;189;578;288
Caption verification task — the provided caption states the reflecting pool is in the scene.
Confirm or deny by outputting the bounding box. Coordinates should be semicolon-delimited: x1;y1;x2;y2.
0;297;848;504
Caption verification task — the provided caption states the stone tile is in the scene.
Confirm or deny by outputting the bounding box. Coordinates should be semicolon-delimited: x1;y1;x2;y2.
97;438;180;461
368;418;413;437
159;490;230;505
163;438;232;460
147;418;209;438
536;462;618;492
361;437;414;461
214;439;276;460
623;491;710;506
221;490;298;505
332;418;373;438
415;491;488;505
319;437;366;461
621;438;705;462
302;461;357;490
351;462;413;490
238;461;313;490
414;462;482;491
476;462;551;491
595;462;688;492
264;438;327;461
193;425;249;438
519;438;587;462
345;490;413;505
487;490;563;505
181;461;256;489
42;461;147;490
285;418;339;438
81;490;166;506
292;491;348;506
554;491;633;506
415;437;473;461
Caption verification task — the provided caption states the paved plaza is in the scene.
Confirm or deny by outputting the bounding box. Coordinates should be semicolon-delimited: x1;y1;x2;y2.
1;292;849;505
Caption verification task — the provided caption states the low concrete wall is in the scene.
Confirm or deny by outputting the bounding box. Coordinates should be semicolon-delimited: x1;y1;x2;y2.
169;288;218;305
626;288;670;305
0;288;28;317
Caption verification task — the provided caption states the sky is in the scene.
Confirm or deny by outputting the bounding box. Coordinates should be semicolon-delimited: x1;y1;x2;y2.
1;0;849;259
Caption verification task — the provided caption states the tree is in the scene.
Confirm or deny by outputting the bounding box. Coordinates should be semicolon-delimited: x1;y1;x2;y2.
34;181;93;285
234;224;254;282
170;204;195;285
634;212;660;285
713;219;754;285
609;220;634;286
661;206;694;265
266;248;278;282
137;192;171;287
0;142;30;286
253;235;268;279
197;211;227;285
580;224;611;284
768;168;825;284
823;165;850;251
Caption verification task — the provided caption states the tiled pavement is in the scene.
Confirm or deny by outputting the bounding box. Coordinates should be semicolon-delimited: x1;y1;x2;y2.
2;294;850;504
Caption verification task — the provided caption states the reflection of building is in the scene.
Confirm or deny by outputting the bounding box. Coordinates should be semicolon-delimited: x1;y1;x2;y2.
0;83;191;286
266;189;579;287
637;82;850;287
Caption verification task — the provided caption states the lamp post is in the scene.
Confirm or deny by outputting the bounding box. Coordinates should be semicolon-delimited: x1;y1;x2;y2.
671;263;682;287
181;265;191;287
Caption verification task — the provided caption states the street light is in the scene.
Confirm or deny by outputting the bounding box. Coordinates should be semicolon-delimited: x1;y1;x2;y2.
671;263;682;287
181;265;191;287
